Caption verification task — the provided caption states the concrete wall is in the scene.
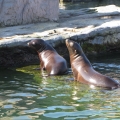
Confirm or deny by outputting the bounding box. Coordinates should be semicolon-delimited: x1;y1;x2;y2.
0;0;59;26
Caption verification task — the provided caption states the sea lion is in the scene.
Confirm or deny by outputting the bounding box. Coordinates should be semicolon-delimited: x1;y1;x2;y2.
65;39;120;89
28;39;68;75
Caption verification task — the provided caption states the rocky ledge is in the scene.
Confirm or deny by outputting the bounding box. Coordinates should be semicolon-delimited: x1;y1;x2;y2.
0;5;120;68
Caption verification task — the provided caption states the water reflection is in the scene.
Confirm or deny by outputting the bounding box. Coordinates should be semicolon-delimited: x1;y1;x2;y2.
0;54;120;119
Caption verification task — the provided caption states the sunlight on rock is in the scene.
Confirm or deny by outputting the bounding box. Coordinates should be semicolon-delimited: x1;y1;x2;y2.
95;5;120;13
100;16;112;19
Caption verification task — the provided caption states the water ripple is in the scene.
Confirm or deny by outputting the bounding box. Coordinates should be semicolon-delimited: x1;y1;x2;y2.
1;56;120;119
7;93;37;97
44;110;101;118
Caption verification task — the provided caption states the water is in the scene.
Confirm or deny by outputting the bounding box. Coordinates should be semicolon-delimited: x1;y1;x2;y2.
0;53;120;120
59;0;120;10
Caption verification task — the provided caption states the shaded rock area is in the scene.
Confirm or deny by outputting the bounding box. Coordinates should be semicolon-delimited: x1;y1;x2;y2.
0;5;120;68
0;44;70;68
0;47;39;68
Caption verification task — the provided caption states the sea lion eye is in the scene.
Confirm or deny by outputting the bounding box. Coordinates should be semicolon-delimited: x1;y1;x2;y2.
70;42;74;47
75;50;77;53
32;42;35;45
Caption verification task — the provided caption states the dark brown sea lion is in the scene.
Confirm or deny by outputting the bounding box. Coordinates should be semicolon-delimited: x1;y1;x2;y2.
28;39;68;75
65;39;120;89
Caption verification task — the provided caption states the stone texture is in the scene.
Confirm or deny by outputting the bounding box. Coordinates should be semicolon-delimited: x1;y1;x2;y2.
91;36;104;45
0;0;59;26
1;5;120;48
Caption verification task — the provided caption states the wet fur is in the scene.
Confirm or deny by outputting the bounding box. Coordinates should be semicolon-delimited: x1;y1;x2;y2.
28;39;68;76
66;39;120;89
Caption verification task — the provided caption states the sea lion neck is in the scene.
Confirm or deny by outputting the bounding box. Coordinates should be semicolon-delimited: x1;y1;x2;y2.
37;44;46;52
38;43;57;55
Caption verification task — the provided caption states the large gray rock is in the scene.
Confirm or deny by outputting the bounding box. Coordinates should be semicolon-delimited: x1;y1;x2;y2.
0;0;59;26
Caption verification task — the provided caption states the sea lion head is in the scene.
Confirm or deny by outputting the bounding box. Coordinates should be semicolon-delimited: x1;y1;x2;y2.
27;39;46;52
65;39;83;55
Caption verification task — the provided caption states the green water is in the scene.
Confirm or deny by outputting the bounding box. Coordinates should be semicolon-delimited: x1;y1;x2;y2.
60;0;120;10
0;53;120;120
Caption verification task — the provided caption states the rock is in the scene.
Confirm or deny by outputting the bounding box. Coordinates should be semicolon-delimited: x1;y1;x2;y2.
0;0;59;26
90;36;104;45
104;35;112;44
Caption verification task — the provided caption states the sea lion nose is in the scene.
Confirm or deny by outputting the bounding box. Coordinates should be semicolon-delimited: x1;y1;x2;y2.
66;39;68;42
66;39;70;44
66;39;68;43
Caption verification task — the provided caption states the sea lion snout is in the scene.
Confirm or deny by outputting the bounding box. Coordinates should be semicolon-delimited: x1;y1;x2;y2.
66;39;74;47
66;39;69;44
27;42;30;46
27;40;33;46
66;39;77;55
28;40;38;46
